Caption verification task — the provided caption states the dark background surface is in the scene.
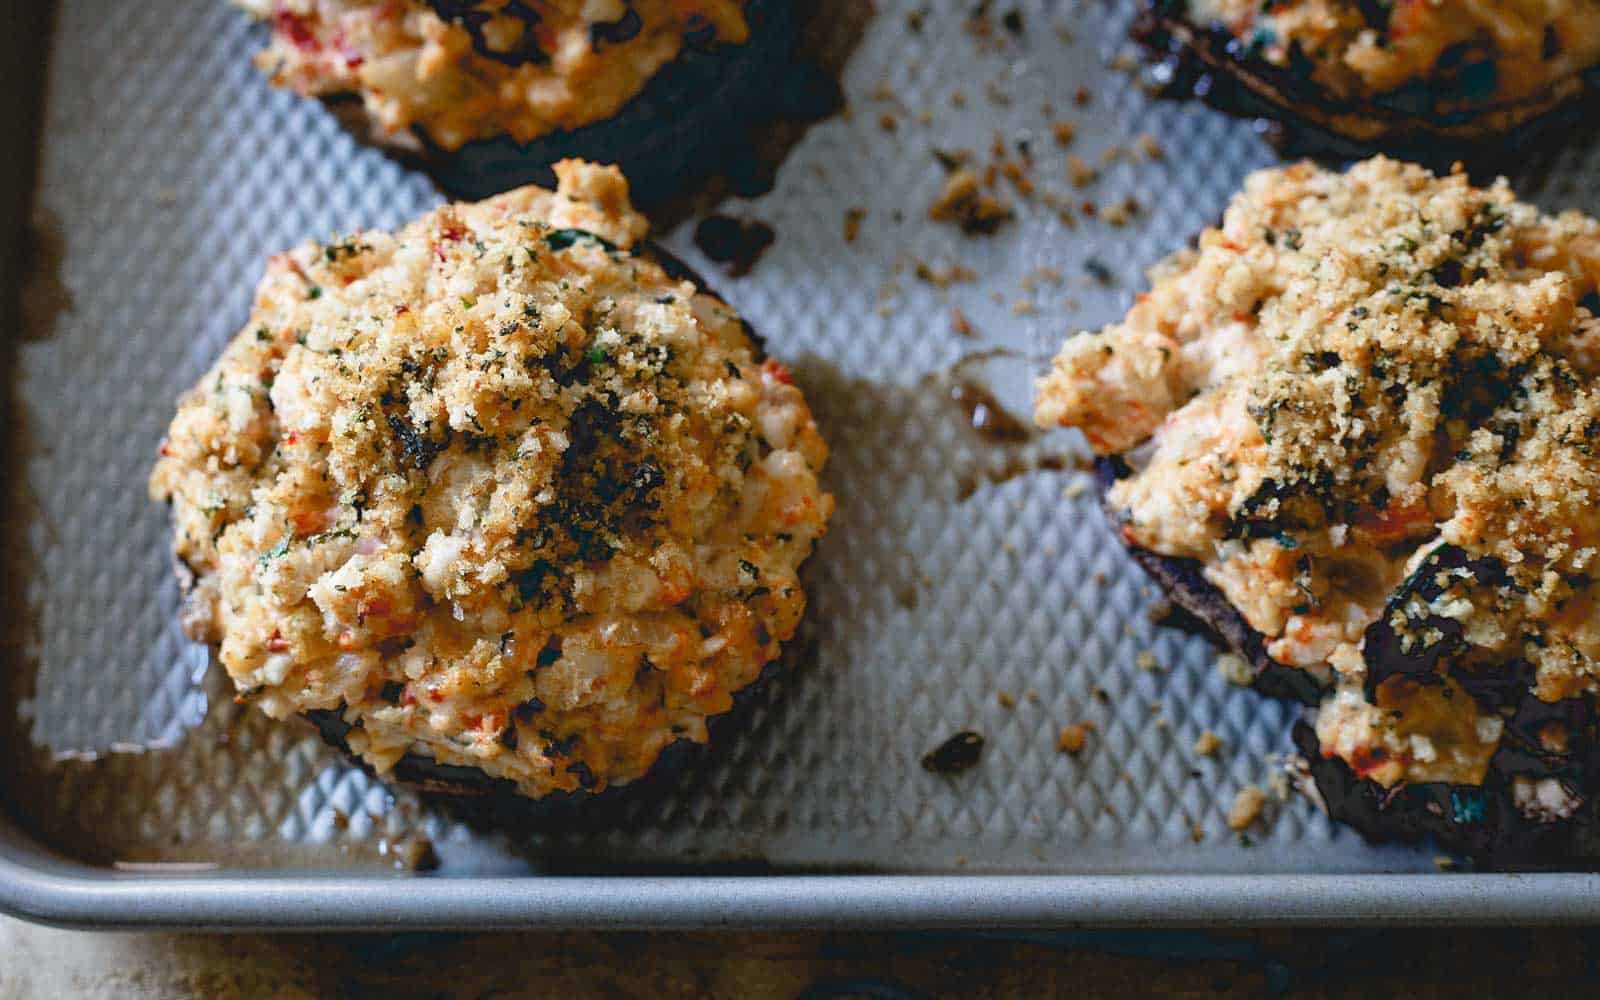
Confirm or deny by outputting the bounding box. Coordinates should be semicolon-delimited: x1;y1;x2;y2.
4;921;1600;997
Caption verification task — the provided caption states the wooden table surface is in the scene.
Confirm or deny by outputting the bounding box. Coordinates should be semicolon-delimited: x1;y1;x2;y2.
4;917;1598;997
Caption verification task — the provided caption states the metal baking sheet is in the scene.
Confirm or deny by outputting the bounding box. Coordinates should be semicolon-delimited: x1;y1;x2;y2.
8;0;1600;928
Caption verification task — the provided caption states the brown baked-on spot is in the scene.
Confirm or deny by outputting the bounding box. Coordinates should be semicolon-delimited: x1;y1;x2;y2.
947;379;1033;443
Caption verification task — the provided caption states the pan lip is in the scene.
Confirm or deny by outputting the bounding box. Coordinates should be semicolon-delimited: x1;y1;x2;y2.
12;822;1600;929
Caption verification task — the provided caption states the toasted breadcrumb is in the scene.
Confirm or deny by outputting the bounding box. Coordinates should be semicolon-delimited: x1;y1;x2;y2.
1216;653;1253;688
1066;155;1098;188
1057;722;1094;754
929;168;1014;235
1193;730;1223;757
843;208;866;244
1228;785;1268;831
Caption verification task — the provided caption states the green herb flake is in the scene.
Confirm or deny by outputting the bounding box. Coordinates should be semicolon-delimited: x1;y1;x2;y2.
258;536;291;567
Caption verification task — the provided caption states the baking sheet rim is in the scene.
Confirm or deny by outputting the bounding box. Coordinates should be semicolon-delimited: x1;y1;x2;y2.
5;823;1600;929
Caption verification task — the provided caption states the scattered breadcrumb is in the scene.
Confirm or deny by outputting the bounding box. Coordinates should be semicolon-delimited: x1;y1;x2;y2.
1022;266;1063;290
1217;653;1254;687
996;690;1017;709
1109;49;1140;73
1268;770;1293;802
1052;120;1077;146
999;161;1035;198
1062;479;1088;500
913;259;978;287
879;112;898;132
1193;730;1223;757
929;167;1014;235
1135;133;1164;160
1190;821;1205;844
951;307;975;338
1066;155;1098;188
1026;689;1041;705
1135;650;1162;672
1227;785;1268;831
1102;196;1140;227
1012;300;1035;316
1057;722;1094;754
843;208;866;244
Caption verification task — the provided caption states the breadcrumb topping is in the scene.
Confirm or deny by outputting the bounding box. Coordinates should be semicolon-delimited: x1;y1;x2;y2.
151;160;832;798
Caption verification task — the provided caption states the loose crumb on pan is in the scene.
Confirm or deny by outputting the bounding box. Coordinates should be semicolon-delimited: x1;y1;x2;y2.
951;307;976;338
1057;721;1094;754
1227;785;1268;831
1216;653;1254;687
928;167;1014;235
1135;133;1164;160
1193;730;1223;757
843;208;867;244
996;690;1017;709
1066;155;1099;188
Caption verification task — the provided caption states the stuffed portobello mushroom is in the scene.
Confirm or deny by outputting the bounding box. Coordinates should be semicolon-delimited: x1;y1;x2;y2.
1136;1;1600;160
150;160;833;812
1037;156;1600;863
233;0;797;202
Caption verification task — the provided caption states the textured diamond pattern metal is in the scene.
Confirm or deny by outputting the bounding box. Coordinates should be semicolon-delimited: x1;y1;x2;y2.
16;0;1600;875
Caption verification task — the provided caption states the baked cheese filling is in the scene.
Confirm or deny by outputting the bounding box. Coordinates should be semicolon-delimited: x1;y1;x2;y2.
151;160;832;798
1038;156;1600;791
1183;0;1600;110
233;0;750;150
